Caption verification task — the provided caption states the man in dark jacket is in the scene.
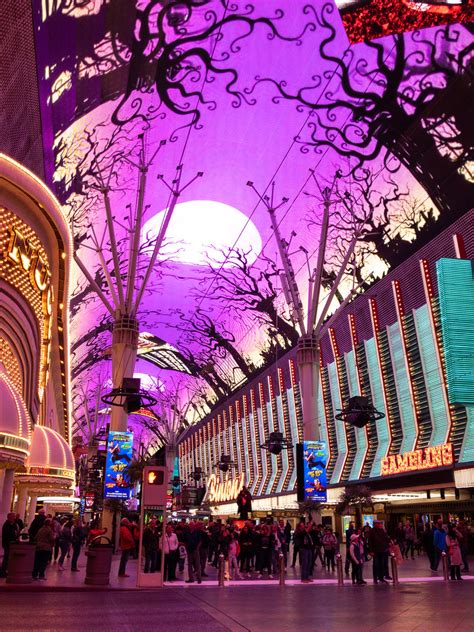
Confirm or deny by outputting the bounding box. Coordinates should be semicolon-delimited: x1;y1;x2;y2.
143;520;159;573
28;509;46;543
236;486;252;520
422;524;435;570
0;513;19;577
184;522;202;583
345;521;355;575
368;522;390;584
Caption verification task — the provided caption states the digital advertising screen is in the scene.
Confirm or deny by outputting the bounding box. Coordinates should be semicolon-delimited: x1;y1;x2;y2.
104;431;134;500
297;441;328;503
336;0;474;44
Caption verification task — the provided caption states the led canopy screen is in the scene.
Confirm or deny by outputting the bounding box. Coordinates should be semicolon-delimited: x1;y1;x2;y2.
337;0;474;43
437;258;474;405
104;431;134;499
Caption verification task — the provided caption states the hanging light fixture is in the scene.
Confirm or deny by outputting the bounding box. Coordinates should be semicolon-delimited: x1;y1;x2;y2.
335;396;385;428
190;467;203;482
101;377;158;414
216;454;236;473
260;431;293;455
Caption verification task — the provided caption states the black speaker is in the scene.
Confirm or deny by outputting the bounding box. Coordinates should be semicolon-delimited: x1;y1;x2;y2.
124;394;141;414
346;396;371;428
122;377;141;413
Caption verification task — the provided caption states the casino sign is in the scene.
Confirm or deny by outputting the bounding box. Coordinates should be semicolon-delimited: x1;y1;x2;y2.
381;443;454;477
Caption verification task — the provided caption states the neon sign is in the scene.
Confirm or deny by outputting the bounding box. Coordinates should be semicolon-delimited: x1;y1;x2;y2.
206;472;245;504
7;227;53;312
3;223;54;397
381;443;453;476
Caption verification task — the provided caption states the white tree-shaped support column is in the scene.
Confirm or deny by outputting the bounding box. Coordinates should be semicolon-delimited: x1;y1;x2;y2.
248;175;360;440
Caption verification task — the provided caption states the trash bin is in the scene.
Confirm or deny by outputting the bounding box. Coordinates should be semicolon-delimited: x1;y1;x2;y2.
6;543;36;584
84;536;113;586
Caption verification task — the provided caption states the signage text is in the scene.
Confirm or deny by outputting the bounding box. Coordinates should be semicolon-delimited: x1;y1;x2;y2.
381;443;453;476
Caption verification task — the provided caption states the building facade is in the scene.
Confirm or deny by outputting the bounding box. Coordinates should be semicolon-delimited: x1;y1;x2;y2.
0;154;75;525
179;209;474;524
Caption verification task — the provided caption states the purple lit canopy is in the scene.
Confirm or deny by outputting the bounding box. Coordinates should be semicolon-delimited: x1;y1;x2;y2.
30;1;473;444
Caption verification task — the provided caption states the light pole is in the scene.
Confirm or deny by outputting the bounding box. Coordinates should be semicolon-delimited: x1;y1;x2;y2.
73;136;202;532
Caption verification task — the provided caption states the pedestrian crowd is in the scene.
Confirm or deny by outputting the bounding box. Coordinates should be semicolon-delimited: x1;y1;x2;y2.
0;509;94;581
2;511;471;585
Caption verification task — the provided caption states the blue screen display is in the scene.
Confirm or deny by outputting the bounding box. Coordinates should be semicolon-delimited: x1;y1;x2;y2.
302;440;327;502
104;431;134;499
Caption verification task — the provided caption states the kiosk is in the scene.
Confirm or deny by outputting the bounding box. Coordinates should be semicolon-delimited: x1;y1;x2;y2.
136;466;168;587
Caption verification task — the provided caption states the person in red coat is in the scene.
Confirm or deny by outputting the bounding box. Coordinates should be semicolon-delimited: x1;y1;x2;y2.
118;518;135;577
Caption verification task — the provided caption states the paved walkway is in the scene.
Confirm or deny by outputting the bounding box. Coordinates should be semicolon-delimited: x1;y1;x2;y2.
0;551;471;590
1;583;474;631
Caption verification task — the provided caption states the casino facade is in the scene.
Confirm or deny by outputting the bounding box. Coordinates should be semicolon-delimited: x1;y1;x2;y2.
179;209;474;528
0;154;75;523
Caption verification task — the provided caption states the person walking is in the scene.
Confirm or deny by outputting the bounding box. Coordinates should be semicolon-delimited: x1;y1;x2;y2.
322;526;337;571
299;524;314;583
284;521;292;559
228;531;241;580
28;508;46;544
404;521;416;560
239;524;254;577
218;525;232;579
57;519;73;570
118;517;135;577
0;513;19;578
71;518;86;572
446;525;463;580
395;521;406;559
163;524;179;581
51;517;61;563
143;520;159;573
256;524;274;579
422;523;435;570
277;520;288;567
199;523;210;577
456;520;470;572
291;522;302;568
309;522;323;572
368;521;390;584
349;532;366;585
32;519;55;580
433;520;447;571
345;521;355;575
185;521;202;584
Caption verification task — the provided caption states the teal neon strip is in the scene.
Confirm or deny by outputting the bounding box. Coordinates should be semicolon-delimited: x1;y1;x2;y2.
366;339;390;477
328;362;347;484
414;304;450;445
248;412;259;495
241;414;251;491
287;388;299;491
266;400;279;494
345;350;367;480
387;322;417;452
256;407;267;497
234;422;243;475
317;379;330;450
437;258;474;405
459;406;474;463
275;394;289;493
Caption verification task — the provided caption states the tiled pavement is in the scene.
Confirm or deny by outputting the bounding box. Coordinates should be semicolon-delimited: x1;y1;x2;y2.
1;553;473;631
1;582;474;631
0;551;472;590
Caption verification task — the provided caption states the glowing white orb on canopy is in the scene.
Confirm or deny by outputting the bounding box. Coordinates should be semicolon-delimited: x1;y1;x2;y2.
142;200;262;267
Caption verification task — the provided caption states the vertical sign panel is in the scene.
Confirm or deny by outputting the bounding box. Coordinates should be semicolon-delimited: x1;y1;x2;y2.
297;440;328;503
104;431;133;499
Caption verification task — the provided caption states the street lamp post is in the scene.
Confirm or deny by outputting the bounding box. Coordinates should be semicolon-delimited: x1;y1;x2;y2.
73;136;202;532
